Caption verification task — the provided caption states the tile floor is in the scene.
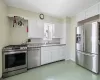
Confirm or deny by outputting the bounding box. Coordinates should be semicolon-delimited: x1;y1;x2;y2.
3;60;100;80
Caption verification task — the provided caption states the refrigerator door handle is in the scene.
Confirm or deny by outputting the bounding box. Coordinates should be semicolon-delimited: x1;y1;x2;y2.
81;52;96;57
83;27;85;51
98;40;100;45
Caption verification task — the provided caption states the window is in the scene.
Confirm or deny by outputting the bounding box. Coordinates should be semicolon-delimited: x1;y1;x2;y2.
44;23;55;40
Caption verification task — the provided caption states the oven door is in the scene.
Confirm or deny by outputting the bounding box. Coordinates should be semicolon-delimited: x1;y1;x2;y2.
3;51;27;73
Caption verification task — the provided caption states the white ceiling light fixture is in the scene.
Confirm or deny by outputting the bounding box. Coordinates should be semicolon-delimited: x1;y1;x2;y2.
39;14;44;20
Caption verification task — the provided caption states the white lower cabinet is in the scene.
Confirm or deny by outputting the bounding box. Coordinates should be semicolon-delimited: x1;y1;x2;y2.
41;46;65;65
58;46;65;60
41;50;51;65
51;46;59;62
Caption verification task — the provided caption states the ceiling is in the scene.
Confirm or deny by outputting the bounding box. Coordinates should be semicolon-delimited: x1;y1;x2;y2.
4;0;100;18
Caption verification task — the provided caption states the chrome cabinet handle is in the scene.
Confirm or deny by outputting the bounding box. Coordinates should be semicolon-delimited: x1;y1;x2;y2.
98;40;100;45
4;51;27;55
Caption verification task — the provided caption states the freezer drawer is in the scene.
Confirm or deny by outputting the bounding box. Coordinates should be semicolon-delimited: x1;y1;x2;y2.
76;51;99;73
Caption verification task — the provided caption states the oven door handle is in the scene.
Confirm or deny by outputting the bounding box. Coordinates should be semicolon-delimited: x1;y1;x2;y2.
4;51;27;55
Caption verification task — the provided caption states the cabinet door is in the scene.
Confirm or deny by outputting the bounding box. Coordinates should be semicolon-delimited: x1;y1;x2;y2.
59;46;65;60
51;49;59;62
37;20;44;38
28;19;44;38
76;11;86;22
85;4;99;19
28;19;37;38
41;48;51;65
53;22;62;38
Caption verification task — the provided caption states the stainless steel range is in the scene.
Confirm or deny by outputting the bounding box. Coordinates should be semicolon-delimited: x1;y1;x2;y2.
2;45;27;78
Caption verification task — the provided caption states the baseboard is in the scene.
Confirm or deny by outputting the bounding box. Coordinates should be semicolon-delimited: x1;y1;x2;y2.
0;75;2;80
70;58;75;62
65;59;70;61
0;78;2;80
65;59;76;63
65;58;75;62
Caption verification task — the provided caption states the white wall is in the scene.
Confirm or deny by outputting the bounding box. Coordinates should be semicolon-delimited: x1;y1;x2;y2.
0;0;9;78
61;17;70;44
8;7;70;60
60;17;71;60
8;7;65;44
70;16;77;61
8;7;64;24
69;2;100;62
9;19;28;44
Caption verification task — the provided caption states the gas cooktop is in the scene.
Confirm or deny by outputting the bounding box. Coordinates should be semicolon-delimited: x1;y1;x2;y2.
3;44;27;51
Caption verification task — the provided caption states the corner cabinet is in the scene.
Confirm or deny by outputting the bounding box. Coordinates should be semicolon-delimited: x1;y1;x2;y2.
41;45;66;65
28;19;44;38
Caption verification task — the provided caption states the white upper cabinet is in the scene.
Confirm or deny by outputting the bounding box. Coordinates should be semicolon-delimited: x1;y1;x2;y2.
76;11;86;22
53;22;62;38
85;3;99;19
44;23;53;40
28;18;63;39
44;22;63;39
28;19;44;38
76;3;100;22
37;20;44;37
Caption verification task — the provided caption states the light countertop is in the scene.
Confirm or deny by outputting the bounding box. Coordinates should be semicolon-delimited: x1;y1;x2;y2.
28;44;66;48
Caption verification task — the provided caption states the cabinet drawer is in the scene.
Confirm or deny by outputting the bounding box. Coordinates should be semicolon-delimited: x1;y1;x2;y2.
41;46;59;51
41;47;50;51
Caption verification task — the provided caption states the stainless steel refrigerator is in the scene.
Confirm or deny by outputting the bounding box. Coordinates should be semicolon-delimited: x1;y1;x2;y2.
76;21;100;73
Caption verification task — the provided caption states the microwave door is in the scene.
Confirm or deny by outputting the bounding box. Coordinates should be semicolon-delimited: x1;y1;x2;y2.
84;22;98;54
76;26;84;51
